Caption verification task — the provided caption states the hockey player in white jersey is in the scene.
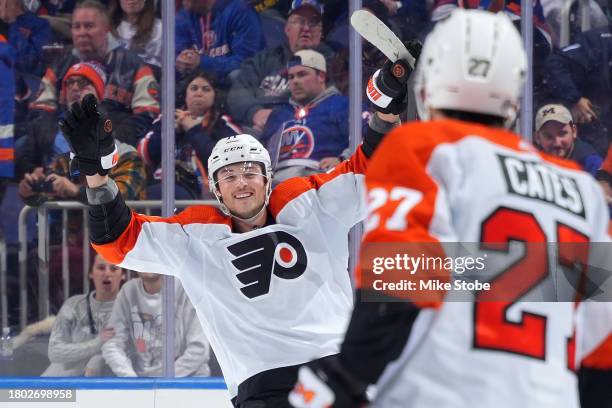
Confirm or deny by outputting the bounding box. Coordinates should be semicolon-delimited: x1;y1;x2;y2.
289;9;612;408
55;40;419;407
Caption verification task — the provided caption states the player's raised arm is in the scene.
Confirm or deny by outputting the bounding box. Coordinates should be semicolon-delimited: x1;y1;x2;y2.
58;95;193;275
361;39;423;158
273;42;423;234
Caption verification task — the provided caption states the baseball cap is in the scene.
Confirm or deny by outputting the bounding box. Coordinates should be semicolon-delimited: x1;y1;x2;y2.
61;62;107;100
288;0;324;17
535;104;573;131
288;49;327;73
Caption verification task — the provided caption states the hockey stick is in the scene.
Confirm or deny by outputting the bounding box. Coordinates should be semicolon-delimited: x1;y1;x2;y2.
350;10;416;69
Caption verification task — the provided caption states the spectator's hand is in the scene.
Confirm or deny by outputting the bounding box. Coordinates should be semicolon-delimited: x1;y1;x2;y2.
319;157;341;171
571;97;598;124
176;50;200;73
175;109;200;132
100;327;115;343
289;357;368;408
252;109;273;132
380;0;400;15
18;167;45;198
58;94;118;176
47;174;79;199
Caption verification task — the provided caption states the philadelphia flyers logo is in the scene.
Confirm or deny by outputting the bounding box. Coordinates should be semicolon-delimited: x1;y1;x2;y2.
103;119;112;133
227;231;307;299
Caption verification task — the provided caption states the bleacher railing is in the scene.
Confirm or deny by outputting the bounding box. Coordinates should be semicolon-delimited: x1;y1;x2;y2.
17;199;217;330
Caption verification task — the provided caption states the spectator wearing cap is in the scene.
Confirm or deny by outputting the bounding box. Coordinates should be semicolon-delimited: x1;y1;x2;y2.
534;103;603;176
227;0;340;134
175;0;265;83
260;49;367;180
29;0;160;147
17;60;147;207
0;0;51;77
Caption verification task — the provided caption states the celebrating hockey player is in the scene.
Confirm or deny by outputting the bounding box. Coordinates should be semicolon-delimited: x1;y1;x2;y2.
290;9;612;408
56;40;419;407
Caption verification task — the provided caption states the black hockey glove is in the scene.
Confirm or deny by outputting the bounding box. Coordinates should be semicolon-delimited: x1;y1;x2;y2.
289;356;368;408
58;94;118;176
366;39;423;115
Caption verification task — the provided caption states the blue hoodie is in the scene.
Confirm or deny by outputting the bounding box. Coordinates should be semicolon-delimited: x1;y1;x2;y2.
260;87;369;162
5;11;51;76
0;38;15;178
175;0;266;81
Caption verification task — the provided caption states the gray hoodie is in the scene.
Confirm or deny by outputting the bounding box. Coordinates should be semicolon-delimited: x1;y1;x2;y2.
102;279;210;377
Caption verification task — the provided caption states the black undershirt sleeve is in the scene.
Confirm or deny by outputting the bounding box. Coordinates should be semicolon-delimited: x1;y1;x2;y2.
361;113;400;159
86;179;132;245
340;289;421;385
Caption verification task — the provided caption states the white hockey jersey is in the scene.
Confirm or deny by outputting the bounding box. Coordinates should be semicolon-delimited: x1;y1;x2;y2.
359;119;612;408
94;150;369;397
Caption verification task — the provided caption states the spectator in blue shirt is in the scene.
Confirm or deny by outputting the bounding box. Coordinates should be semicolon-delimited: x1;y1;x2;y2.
0;0;51;76
175;0;266;84
260;50;368;181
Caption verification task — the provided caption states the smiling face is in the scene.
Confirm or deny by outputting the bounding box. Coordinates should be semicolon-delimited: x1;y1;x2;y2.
535;121;576;158
185;76;215;116
89;254;124;301
216;162;267;219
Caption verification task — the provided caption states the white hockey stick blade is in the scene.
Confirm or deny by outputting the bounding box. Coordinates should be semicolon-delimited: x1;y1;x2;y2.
350;9;415;69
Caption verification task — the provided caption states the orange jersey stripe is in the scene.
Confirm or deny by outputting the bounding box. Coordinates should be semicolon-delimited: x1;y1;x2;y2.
0;148;14;161
601;144;612;174
134;65;154;83
93;205;229;265
581;333;612;369
133;105;161;114
269;146;368;218
43;68;57;87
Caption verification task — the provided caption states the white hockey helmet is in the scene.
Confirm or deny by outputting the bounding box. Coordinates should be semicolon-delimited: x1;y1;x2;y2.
207;134;273;215
414;9;527;127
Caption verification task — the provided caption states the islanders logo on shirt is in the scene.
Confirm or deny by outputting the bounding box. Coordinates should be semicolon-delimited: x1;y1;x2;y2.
279;124;315;160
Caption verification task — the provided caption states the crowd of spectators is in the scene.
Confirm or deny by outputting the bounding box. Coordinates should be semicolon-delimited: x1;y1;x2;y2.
1;0;612;376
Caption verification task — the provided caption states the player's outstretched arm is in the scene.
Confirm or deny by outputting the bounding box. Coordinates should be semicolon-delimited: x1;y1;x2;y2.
59;97;191;276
